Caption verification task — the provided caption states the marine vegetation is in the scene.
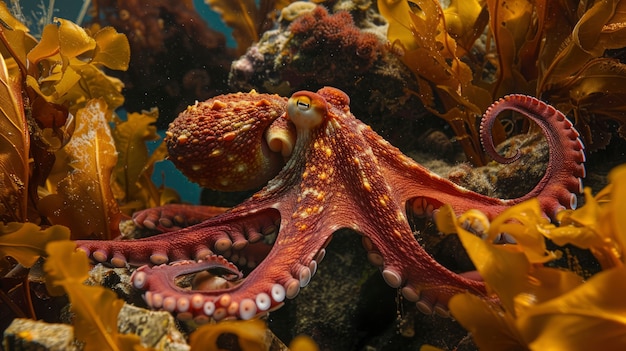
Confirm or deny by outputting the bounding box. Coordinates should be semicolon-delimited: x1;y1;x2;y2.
0;0;171;337
435;164;626;350
205;0;296;55
379;0;626;165
0;0;176;238
44;240;148;350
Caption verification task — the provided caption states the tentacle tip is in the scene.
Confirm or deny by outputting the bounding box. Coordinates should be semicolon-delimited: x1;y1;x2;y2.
131;270;148;289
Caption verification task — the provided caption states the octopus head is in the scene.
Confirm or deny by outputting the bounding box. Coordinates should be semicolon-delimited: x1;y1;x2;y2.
165;92;295;191
287;87;351;132
287;90;328;131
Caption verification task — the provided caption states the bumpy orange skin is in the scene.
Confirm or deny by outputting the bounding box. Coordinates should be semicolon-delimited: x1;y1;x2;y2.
165;91;291;191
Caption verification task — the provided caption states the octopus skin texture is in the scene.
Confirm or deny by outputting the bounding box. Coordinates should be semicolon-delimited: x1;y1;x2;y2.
75;87;586;323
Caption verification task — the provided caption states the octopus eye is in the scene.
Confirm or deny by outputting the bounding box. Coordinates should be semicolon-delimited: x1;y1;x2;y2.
287;92;326;130
296;99;310;110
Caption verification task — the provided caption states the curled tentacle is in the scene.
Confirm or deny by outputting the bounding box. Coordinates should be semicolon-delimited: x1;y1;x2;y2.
480;95;586;216
129;245;324;321
265;115;296;157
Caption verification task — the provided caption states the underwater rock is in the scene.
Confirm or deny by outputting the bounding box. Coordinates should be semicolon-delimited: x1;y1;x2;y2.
87;264;145;306
228;1;435;149
3;318;77;351
117;304;190;351
3;306;189;351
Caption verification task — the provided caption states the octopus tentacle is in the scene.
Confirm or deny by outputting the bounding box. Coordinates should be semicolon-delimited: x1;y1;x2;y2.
129;255;262;321
77;209;280;267
480;94;586;216
129;223;330;322
132;204;228;231
369;96;585;221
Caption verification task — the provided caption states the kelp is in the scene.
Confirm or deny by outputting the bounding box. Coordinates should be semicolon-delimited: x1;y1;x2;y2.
189;319;320;351
111;108;169;215
189;319;268;351
26;18;128;116
0;4;173;238
0;222;69;272
524;0;626;152
0;50;28;222
44;240;148;351
204;0;295;55
539;170;624;270
378;0;499;165
0;4;131;229
434;164;626;350
0;5;183;333
379;0;626;163
39;99;121;240
0;221;68;320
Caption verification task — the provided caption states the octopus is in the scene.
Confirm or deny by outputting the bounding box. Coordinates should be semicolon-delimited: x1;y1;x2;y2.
75;87;586;323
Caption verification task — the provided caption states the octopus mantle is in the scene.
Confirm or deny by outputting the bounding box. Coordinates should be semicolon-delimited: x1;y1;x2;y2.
75;87;586;323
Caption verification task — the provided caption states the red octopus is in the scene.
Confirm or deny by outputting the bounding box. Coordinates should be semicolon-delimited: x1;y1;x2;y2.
75;87;585;322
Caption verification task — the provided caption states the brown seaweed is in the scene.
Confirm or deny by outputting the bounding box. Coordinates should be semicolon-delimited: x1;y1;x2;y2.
379;0;626;162
44;241;147;351
434;165;626;350
205;0;295;55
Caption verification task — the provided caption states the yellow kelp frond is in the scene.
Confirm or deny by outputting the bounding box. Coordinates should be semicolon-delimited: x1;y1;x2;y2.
541;164;626;269
44;241;148;351
26;18;129;114
0;222;69;271
438;164;626;350
189;319;269;351
40;99;122;240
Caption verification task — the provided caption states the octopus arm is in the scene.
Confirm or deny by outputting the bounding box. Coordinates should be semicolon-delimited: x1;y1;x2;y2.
127;207;334;321
132;204;229;231
76;208;281;267
479;95;586;216
368;95;585;219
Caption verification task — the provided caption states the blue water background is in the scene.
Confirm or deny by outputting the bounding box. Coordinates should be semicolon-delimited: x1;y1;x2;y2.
26;0;235;47
22;0;238;204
